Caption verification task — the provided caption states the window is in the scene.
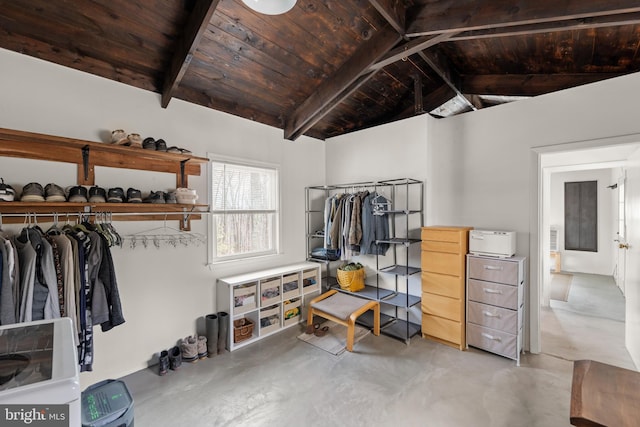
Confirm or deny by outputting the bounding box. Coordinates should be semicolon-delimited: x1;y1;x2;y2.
564;180;597;252
210;159;279;262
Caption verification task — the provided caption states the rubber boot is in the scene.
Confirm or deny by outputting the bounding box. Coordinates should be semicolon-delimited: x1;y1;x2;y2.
158;350;169;376
205;313;218;357
217;311;229;353
168;346;182;370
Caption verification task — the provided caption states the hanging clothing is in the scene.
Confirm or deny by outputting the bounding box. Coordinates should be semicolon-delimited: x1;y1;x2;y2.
0;236;15;325
50;233;79;346
360;192;390;255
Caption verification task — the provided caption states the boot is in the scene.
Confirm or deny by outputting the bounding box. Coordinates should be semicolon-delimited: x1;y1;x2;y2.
197;336;208;359
217;312;229;354
205;314;218;357
180;336;198;363
168;346;182;370
158;350;169;376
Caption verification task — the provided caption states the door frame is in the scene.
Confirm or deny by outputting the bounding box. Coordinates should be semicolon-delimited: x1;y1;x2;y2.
530;133;640;354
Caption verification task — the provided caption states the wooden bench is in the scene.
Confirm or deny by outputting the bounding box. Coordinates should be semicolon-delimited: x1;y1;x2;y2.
307;290;379;352
571;359;640;427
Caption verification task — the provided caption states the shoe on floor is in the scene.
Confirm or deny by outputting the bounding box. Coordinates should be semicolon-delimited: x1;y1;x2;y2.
44;183;67;202
20;182;45;202
67;185;88;203
159;350;169;376
197;336;208;359
180;336;198;363
169;346;182;370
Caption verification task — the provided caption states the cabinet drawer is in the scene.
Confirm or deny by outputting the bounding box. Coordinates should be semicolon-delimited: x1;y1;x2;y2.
468;279;520;310
467;323;518;359
421;294;462;322
468;257;518;285
421;272;463;299
421;240;460;254
422;252;464;276
421;228;462;243
467;301;517;334
422;314;461;345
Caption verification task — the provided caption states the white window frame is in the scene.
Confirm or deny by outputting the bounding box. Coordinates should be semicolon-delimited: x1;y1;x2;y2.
207;154;280;264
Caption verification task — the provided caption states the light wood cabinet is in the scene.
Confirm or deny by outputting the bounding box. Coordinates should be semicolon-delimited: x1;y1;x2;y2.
420;226;473;350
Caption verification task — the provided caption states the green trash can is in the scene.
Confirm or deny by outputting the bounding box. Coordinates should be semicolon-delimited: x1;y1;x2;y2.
81;379;134;427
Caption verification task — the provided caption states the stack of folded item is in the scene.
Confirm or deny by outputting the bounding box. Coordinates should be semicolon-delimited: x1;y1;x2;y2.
175;188;198;204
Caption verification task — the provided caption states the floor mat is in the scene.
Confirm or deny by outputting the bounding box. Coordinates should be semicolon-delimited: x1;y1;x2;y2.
550;273;573;302
297;321;370;355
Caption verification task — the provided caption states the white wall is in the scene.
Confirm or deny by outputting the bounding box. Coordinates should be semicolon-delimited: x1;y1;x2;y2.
549;168;615;275
0;48;325;386
324;116;428;322
430;71;640;358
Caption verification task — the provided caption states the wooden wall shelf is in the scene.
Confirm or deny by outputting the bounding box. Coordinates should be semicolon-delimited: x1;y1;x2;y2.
0;128;210;230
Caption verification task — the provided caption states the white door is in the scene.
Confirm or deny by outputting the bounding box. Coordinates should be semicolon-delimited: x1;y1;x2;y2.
616;175;627;295
624;149;640;367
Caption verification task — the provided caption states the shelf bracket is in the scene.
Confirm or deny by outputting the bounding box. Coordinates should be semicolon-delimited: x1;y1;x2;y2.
179;160;188;188
82;145;90;181
181;207;192;231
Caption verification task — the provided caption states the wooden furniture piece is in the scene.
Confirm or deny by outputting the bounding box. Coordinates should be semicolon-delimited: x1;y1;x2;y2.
420;226;473;350
217;263;321;351
570;359;640;427
307;289;380;352
0;127;209;229
466;254;526;365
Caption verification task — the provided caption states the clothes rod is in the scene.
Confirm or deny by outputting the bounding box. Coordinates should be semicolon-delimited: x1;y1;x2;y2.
0;210;199;218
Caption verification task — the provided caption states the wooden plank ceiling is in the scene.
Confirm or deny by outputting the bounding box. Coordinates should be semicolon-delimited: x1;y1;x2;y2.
1;0;639;140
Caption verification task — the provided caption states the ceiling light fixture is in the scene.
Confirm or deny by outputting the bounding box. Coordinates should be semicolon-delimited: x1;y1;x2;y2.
241;0;296;15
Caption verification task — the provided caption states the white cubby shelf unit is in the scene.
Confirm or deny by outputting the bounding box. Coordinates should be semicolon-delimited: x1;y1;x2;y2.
217;262;322;351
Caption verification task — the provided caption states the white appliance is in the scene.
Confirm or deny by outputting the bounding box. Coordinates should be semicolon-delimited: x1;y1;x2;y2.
469;230;516;258
0;318;80;426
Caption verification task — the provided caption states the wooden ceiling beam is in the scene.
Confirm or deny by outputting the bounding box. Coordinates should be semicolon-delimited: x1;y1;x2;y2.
368;0;406;36
392;84;456;121
418;50;477;111
284;25;402;141
161;0;219;108
461;73;627;96
369;33;453;72
407;0;640;36
450;12;640;41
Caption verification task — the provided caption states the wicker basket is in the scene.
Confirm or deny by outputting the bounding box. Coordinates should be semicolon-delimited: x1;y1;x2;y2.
233;318;255;343
336;266;365;292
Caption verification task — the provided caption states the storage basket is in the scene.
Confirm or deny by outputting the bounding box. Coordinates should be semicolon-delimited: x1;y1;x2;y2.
337;264;365;292
233;318;255;343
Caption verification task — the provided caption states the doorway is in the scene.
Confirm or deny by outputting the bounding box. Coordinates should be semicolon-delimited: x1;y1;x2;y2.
537;143;638;369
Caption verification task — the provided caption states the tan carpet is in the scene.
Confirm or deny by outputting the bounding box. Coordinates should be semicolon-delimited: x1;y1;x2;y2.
297;320;370;355
550;273;573;302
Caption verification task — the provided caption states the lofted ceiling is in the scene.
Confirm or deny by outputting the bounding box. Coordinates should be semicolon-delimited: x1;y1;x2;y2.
1;1;639;141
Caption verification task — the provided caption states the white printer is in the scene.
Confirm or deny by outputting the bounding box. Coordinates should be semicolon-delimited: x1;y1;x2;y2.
469;230;516;258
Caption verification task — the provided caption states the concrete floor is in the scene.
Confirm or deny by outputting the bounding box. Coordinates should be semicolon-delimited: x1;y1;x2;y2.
121;273;635;427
